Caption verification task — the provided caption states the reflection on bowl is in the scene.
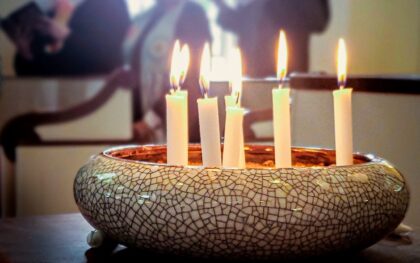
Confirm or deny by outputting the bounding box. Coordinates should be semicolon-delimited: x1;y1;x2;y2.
74;144;409;260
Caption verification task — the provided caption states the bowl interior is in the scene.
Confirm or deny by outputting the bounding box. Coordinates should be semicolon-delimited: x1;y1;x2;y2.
103;145;371;168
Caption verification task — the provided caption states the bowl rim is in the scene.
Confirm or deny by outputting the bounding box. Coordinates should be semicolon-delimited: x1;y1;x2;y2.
98;144;387;171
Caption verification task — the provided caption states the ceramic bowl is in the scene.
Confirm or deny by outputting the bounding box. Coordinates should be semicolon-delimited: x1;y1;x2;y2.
74;144;409;260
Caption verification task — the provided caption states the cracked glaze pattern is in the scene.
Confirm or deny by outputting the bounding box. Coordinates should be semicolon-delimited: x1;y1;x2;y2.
74;145;409;259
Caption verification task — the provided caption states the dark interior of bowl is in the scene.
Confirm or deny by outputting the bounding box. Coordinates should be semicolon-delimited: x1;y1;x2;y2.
104;145;371;168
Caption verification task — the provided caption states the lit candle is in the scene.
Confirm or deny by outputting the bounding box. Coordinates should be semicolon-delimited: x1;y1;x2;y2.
223;48;246;168
170;41;190;98
334;38;353;165
166;40;190;165
197;43;222;167
272;30;292;168
224;50;246;167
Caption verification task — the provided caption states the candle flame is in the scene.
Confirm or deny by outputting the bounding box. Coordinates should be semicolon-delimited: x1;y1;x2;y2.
179;44;190;86
170;40;181;91
229;47;242;106
199;42;211;98
337;38;347;89
169;40;190;92
277;30;288;87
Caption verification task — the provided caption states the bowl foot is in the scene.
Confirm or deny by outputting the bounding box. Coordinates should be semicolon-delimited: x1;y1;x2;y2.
87;230;118;250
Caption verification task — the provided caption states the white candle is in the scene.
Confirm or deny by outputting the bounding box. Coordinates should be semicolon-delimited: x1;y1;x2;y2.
272;30;292;168
197;43;222;167
272;88;292;168
166;41;190;165
334;38;353;165
224;95;245;167
166;93;188;165
223;106;245;168
223;48;245;168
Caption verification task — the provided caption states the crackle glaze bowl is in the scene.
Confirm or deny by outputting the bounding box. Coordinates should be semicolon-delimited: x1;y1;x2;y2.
74;145;409;260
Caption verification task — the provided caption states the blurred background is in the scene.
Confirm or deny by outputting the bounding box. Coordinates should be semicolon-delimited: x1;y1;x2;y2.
1;0;420;77
0;0;419;231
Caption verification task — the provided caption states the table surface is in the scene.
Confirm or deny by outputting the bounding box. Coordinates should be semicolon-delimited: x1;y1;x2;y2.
0;213;419;263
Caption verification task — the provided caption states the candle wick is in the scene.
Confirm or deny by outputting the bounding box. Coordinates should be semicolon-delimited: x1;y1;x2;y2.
235;91;240;106
338;77;346;90
278;75;286;89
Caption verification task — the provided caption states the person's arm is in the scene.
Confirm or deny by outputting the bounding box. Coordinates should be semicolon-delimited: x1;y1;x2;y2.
1;2;44;59
1;0;74;61
31;0;130;76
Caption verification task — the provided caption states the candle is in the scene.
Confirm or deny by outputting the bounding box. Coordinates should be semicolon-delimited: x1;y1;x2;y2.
223;48;245;168
224;97;245;168
272;30;292;168
166;40;190;165
197;43;222;167
224;79;245;167
334;38;353;165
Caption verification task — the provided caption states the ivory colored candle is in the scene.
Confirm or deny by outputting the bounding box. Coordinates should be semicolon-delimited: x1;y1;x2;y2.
272;88;292;168
166;40;190;166
333;88;353;165
198;97;222;167
334;38;353;166
166;93;188;165
272;30;292;168
223;47;245;168
223;106;245;168
224;95;245;167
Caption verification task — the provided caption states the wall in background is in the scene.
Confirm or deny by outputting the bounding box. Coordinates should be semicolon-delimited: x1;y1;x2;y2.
310;0;420;74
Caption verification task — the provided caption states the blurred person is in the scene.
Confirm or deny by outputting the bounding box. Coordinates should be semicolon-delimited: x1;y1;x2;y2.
1;0;130;76
124;0;211;142
214;0;330;78
1;0;70;62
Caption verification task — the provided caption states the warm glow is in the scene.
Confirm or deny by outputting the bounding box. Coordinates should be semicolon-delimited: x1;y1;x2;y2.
277;30;288;86
169;40;190;91
170;40;180;90
337;38;347;89
229;48;243;106
179;44;190;86
199;42;211;97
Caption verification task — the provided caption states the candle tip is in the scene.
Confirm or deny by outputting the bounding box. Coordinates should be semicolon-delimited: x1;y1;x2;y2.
337;38;347;89
235;91;241;106
277;29;288;83
229;47;243;103
199;43;211;98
